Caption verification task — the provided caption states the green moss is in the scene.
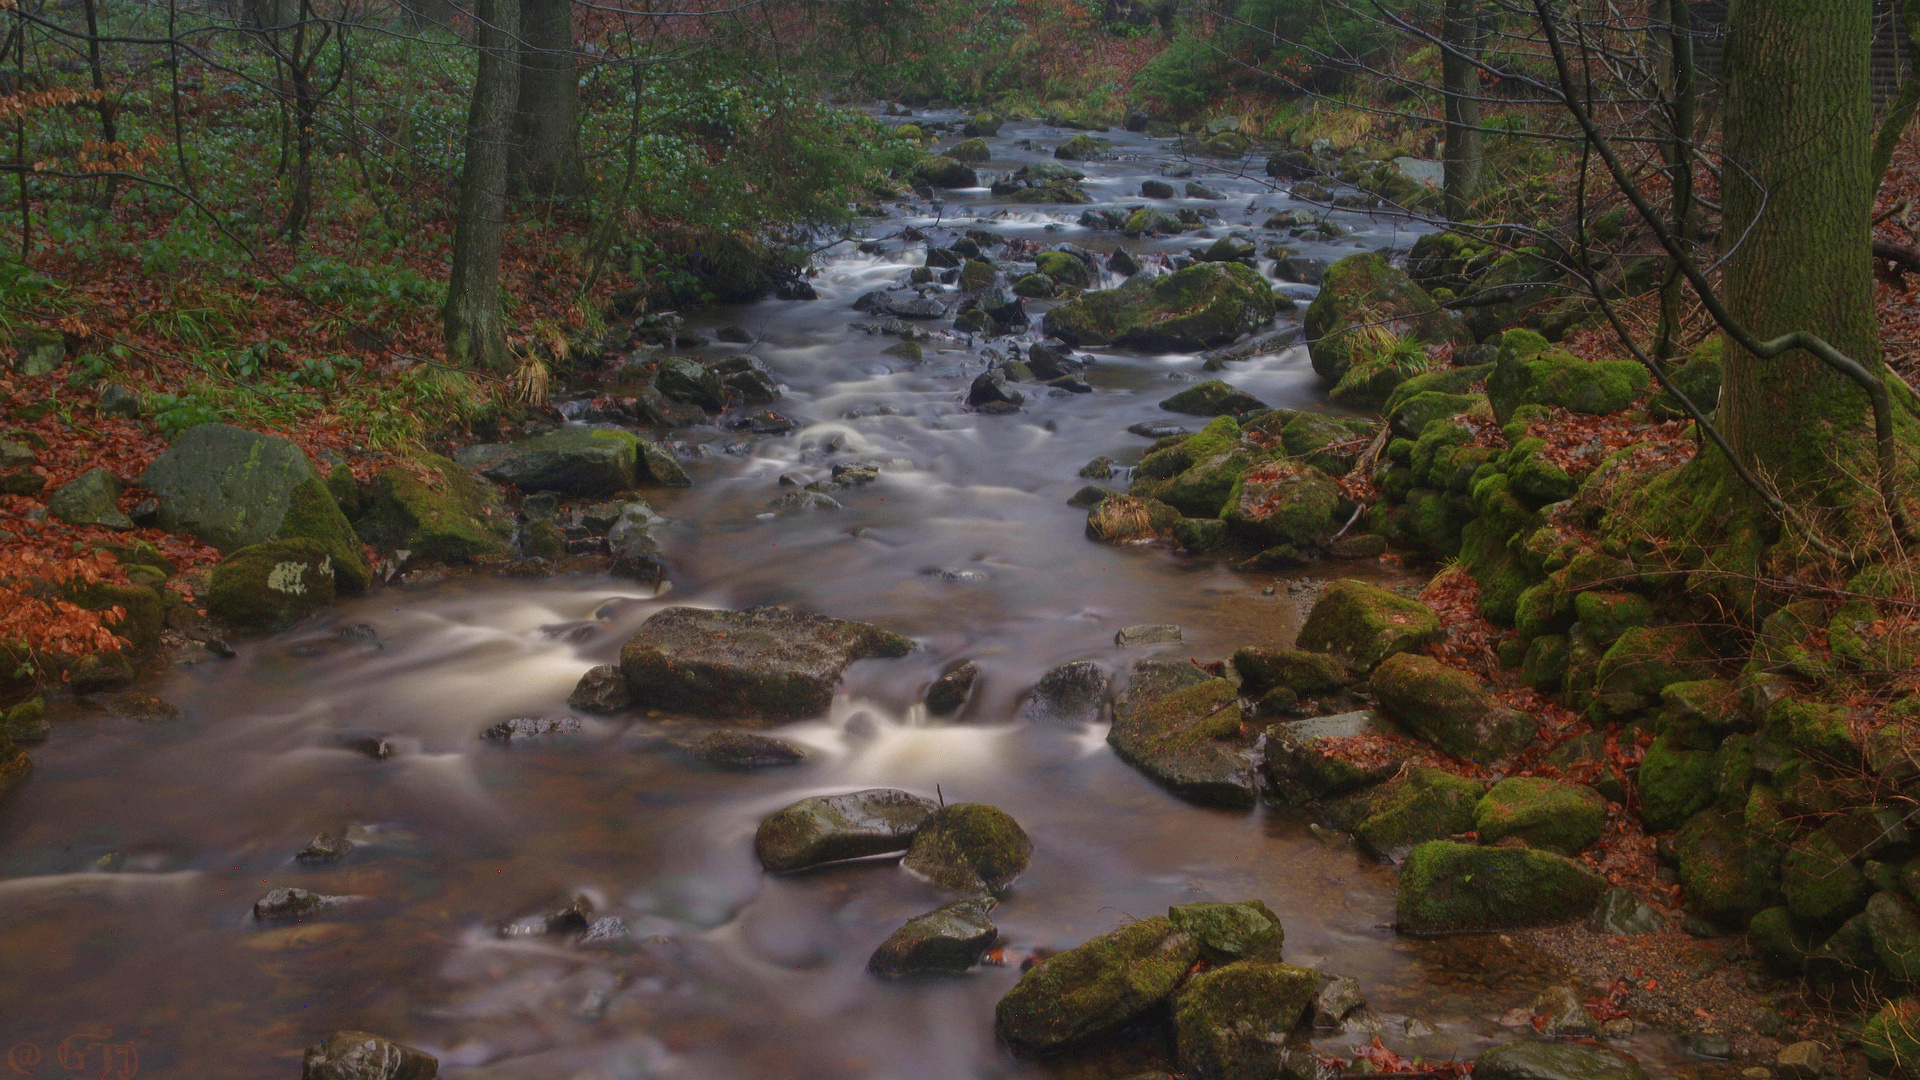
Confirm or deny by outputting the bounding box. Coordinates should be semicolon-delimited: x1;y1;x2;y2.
1352;767;1482;860
1782;830;1873;928
1279;412;1373;473
1173;962;1318;1079
1867;890;1920;982
1371;652;1536;762
948;137;991;162
1514;582;1573;641
901;803;1033;895
1303;252;1455;386
1086;494;1181;543
1572;591;1654;646
1488;347;1649;424
1674;808;1762;925
1387;390;1487;438
324;463;362;518
1221;461;1340;549
205;538;337;633
1035;250;1088;287
1044;262;1276;351
1749;906;1814;975
994;916;1199;1050
1596;625;1718;698
1295;578;1443;673
1381;363;1494;416
276;477;370;593
1638;735;1715;831
1167;899;1284;962
1106;678;1255;809
67;581;164;654
1522;634;1571;692
1395;840;1606;936
1474;777;1607;854
1863;997;1920;1071
1159;449;1255;518
1231;646;1347;694
355;454;512;563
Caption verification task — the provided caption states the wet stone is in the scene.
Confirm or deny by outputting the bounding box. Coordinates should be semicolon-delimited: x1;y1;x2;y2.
1474;1041;1650;1080
296;833;355;863
103;691;179;723
1018;660;1110;724
498;895;593;939
254;887;349;921
994;916;1199;1052
1530;985;1600;1038
1312;974;1367;1029
692;730;808;769
1115;624;1182;647
1593;888;1667;935
925;660;979;715
902;803;1033;894
755;788;939;872
1680;1033;1732;1059
480;716;581;741
867;896;998;977
301;1030;438;1080
1127;420;1191;439
1262;710;1410;806
1167;898;1283;962
567;664;631;714
575;916;634;951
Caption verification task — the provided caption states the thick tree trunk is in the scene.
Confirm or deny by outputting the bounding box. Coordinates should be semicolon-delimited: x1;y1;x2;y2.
1652;0;1696;362
1440;0;1482;220
509;0;583;199
443;0;519;371
1719;0;1884;508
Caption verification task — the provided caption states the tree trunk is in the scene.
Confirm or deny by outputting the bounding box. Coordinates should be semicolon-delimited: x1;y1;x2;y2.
1440;0;1482;220
509;0;583;199
81;0;117;210
443;0;520;371
1719;0;1883;513
1652;0;1696;361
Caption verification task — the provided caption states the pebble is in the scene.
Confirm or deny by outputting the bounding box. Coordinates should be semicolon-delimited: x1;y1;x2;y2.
1679;1032;1733;1059
1114;624;1181;647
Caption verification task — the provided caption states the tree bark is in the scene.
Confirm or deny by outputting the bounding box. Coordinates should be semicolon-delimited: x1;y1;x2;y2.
1652;0;1696;362
1440;0;1482;220
1720;0;1884;511
509;0;583;198
443;0;520;371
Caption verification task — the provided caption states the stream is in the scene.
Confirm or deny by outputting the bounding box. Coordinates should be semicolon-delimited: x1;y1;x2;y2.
0;114;1704;1079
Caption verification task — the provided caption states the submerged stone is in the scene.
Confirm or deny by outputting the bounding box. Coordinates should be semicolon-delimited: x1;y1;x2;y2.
754;789;939;871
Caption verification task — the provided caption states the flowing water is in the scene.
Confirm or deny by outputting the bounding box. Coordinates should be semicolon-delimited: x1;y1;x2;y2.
0;115;1701;1078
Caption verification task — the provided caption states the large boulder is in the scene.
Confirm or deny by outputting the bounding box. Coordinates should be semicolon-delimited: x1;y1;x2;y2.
868;897;998;976
1370;653;1537;762
1160;380;1268;416
995;917;1199;1051
1232;646;1348;696
353;454;512;563
1018;660;1111;724
912;155;977;188
1107;676;1257;809
1673;809;1762;926
1220;460;1342;553
1473;1041;1649;1080
205;538;337;633
1173;962;1319;1080
459;427;650;496
1395;840;1606;936
1474;777;1608;854
301;1031;438;1080
901;803;1033;894
1303;253;1455;388
1043;263;1277;352
618;606;913;720
754;789;939;871
1486;330;1650;424
139;424;367;588
1295;580;1443;674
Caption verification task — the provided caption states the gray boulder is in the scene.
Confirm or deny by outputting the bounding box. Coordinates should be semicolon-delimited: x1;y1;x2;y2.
255;886;349;920
656;357;727;412
1473;1041;1649;1080
1018;660;1109;723
607;502;669;587
458;428;642;496
618;606;913;720
868;896;998;976
567;664;631;713
692;730;807;768
754;788;939;871
47;467;132;530
1108;662;1256;809
1263;710;1411;805
301;1031;438;1080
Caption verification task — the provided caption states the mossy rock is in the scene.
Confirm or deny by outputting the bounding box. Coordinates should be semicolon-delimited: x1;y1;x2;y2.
1783;830;1873;928
1295;578;1442;673
1395;840;1606;936
1674;808;1762;925
994;916;1199;1051
1303;253;1455;387
1263;710;1411;805
1221;461;1341;550
959;259;997;291
901;802;1033;895
355;454;512;563
278;477;369;593
1231;646;1347;695
948;137;991;163
1638;735;1715;831
461;427;642;496
1086;494;1180;543
1521;634;1570;692
1387;390;1489;440
1171;516;1231;551
1749;906;1816;975
1474;777;1607;855
1012;273;1055;298
0;738;28;802
1276;411;1375;474
1043;262;1277;352
1862;997;1920;1072
1658;678;1744;749
868;897;998;977
1867;890;1920;983
1054;134;1111;160
1651;345;1722;420
1596;625;1718;699
205;538;337;633
1486;332;1650;424
754;788;938;871
1161;379;1268;417
1035;250;1089;287
1514;581;1573;641
912;155;978;188
67;580;165;655
1173;961;1318;1080
1106;677;1257;809
963;113;1002;138
1473;1042;1649;1080
1381;362;1493;416
1167;899;1284;962
1370;652;1536;763
138;422;337;552
1350;766;1482;861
